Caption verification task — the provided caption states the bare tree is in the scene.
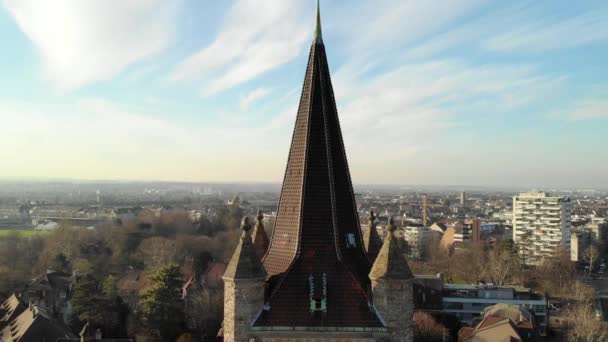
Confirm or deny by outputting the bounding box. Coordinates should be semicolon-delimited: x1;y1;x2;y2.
485;245;517;286
414;312;447;342
568;303;608;341
583;244;600;271
454;242;486;284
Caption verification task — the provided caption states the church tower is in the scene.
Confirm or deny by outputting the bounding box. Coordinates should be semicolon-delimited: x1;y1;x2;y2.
370;217;414;341
222;217;267;342
222;2;413;340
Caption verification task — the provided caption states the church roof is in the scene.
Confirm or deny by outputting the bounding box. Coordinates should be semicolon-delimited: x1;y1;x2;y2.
370;217;414;281
362;210;382;262
223;217;267;281
255;3;382;329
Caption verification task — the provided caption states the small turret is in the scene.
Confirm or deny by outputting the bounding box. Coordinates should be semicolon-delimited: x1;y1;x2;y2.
251;210;270;260
222;217;267;342
362;210;382;262
370;217;414;342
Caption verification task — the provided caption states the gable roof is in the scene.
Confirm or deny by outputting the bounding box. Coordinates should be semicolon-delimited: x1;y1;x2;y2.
2;304;74;342
0;294;26;330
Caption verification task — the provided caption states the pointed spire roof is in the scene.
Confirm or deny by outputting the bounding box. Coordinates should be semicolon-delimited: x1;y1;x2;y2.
314;0;323;44
256;5;382;328
252;210;270;260
223;217;267;281
370;217;414;281
363;210;382;262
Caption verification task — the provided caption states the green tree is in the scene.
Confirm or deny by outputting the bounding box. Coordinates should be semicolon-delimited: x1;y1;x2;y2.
139;264;185;341
72;277;106;327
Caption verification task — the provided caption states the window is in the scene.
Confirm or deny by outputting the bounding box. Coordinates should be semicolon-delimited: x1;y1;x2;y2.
346;233;356;247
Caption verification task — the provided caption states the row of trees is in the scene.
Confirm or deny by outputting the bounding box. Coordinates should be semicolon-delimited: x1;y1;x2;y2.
410;237;592;299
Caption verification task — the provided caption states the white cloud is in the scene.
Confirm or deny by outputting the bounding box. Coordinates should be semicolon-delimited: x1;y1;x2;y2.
171;0;311;95
550;99;608;121
240;88;272;111
3;0;179;91
335;0;488;53
0;98;295;181
334;59;565;156
483;7;608;53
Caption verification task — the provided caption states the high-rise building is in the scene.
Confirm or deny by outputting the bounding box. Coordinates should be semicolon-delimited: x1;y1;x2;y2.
512;192;572;265
222;3;413;341
460;191;466;207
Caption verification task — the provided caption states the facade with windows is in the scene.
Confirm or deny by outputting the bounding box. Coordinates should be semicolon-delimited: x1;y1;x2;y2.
442;284;548;336
512;192;571;265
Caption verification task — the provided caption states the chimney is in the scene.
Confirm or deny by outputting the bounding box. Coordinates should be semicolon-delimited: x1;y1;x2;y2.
422;194;428;226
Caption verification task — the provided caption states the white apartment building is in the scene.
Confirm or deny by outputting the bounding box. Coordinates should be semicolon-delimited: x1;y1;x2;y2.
402;226;432;260
513;192;572;265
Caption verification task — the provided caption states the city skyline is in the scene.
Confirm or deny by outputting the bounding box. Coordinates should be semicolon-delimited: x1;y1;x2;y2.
1;0;607;188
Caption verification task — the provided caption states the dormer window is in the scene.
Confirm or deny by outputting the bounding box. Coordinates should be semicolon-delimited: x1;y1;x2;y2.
346;233;356;248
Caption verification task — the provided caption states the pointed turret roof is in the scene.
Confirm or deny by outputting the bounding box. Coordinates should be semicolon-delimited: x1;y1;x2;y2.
223;217;267;281
370;217;414;281
363;210;382;262
252;210;270;260
256;3;382;328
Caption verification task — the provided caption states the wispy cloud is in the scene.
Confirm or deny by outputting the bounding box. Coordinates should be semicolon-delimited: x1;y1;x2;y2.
3;0;180;91
549;99;608;121
240;87;272;111
171;0;311;95
483;8;608;53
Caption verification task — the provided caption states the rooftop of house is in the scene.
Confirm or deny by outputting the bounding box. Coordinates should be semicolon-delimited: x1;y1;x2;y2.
1;301;75;342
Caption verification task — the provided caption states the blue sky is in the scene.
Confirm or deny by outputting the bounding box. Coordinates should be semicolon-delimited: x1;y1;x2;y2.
0;0;607;188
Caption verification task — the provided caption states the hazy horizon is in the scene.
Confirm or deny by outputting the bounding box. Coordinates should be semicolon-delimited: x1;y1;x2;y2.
1;0;607;188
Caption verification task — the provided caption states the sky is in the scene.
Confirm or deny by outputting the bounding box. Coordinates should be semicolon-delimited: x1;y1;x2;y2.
0;0;607;189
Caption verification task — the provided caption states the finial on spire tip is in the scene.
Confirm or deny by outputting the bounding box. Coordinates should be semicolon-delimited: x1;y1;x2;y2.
314;0;323;44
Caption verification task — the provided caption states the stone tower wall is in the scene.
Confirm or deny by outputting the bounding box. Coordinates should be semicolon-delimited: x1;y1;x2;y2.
223;279;265;342
371;279;414;342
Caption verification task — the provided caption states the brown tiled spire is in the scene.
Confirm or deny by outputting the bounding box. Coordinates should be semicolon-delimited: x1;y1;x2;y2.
370;217;414;281
252;210;270;260
223;217;267;281
255;2;382;328
363;210;382;262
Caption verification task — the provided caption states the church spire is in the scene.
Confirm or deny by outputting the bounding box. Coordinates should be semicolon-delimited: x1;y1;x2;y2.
252;210;270;260
223;217;267;281
314;0;323;44
363;210;382;262
370;217;414;281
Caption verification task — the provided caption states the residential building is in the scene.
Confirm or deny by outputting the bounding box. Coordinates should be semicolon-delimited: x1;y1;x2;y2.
402;225;432;260
22;270;74;325
413;275;548;337
0;294;75;342
571;230;593;262
584;217;608;242
512;192;572;265
443;284;548;336
458;304;537;341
